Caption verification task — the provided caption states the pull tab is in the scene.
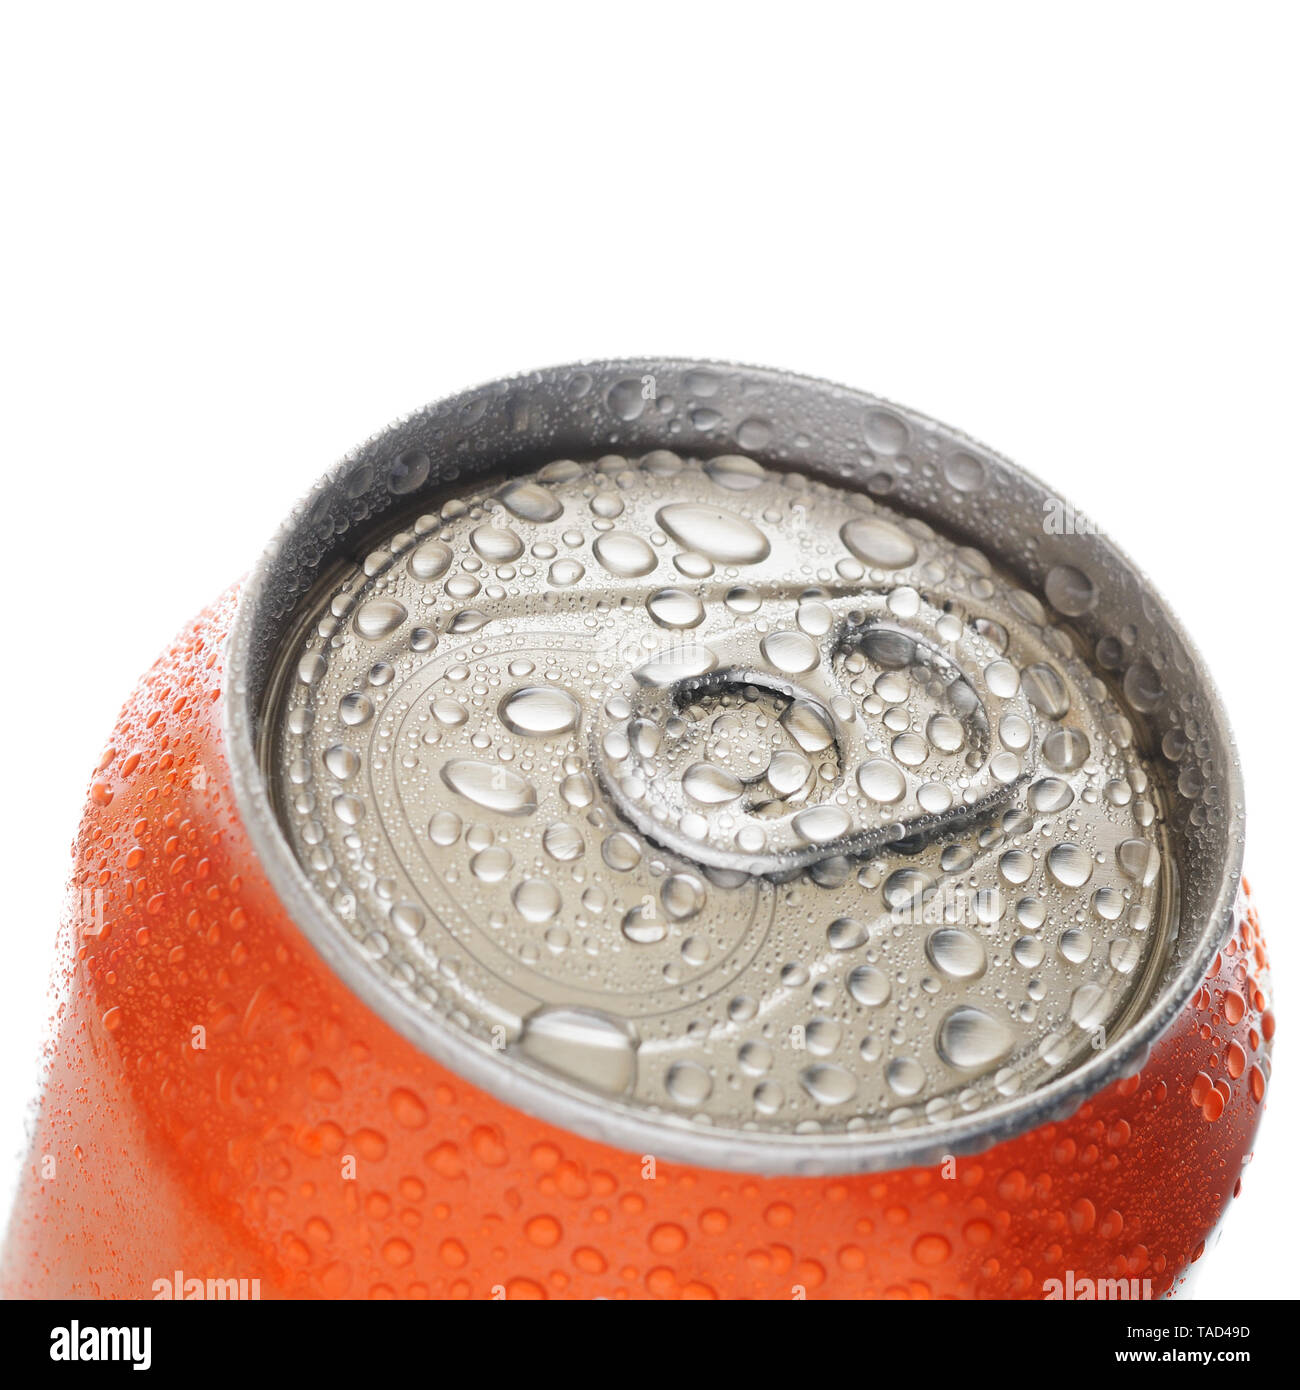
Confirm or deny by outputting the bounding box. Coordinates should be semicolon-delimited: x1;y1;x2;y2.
595;591;1038;875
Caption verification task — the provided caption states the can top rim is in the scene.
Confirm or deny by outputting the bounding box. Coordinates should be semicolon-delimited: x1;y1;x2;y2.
224;358;1244;1175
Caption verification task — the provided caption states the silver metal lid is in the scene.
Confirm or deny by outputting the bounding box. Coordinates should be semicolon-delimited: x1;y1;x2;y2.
225;360;1243;1174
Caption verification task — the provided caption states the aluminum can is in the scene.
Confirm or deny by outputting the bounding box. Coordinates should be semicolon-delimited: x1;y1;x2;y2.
1;361;1272;1300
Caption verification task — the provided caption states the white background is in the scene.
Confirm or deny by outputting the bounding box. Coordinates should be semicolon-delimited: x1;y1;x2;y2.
1;4;1295;1299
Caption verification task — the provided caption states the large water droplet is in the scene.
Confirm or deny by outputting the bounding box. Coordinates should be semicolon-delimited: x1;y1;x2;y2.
682;762;743;804
500;479;563;523
799;1064;857;1106
761;629;820;674
498;686;581;737
593;532;657;577
518;1008;636;1095
354;598;407;640
440;759;538;815
937;1006;1015;1070
840;516;917;569
656;504;771;565
926;927;986;980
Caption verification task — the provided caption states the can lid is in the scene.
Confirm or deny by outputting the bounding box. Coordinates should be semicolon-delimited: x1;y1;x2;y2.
227;361;1243;1174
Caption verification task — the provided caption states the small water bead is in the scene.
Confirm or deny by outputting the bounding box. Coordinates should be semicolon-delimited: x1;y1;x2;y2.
628;718;661;759
560;773;594;808
537;458;584;484
1104;778;1133;807
753;1083;783;1116
943;449;988;493
432;698;468;727
591;491;625;519
450;609;489;634
675;552;714;579
1123;660;1165;713
973;617;1009;652
989;752;1021;784
973;888;1005;926
891;733;927;768
941;845;974;873
886;586;921;619
884;868;933;912
633;645;718;686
